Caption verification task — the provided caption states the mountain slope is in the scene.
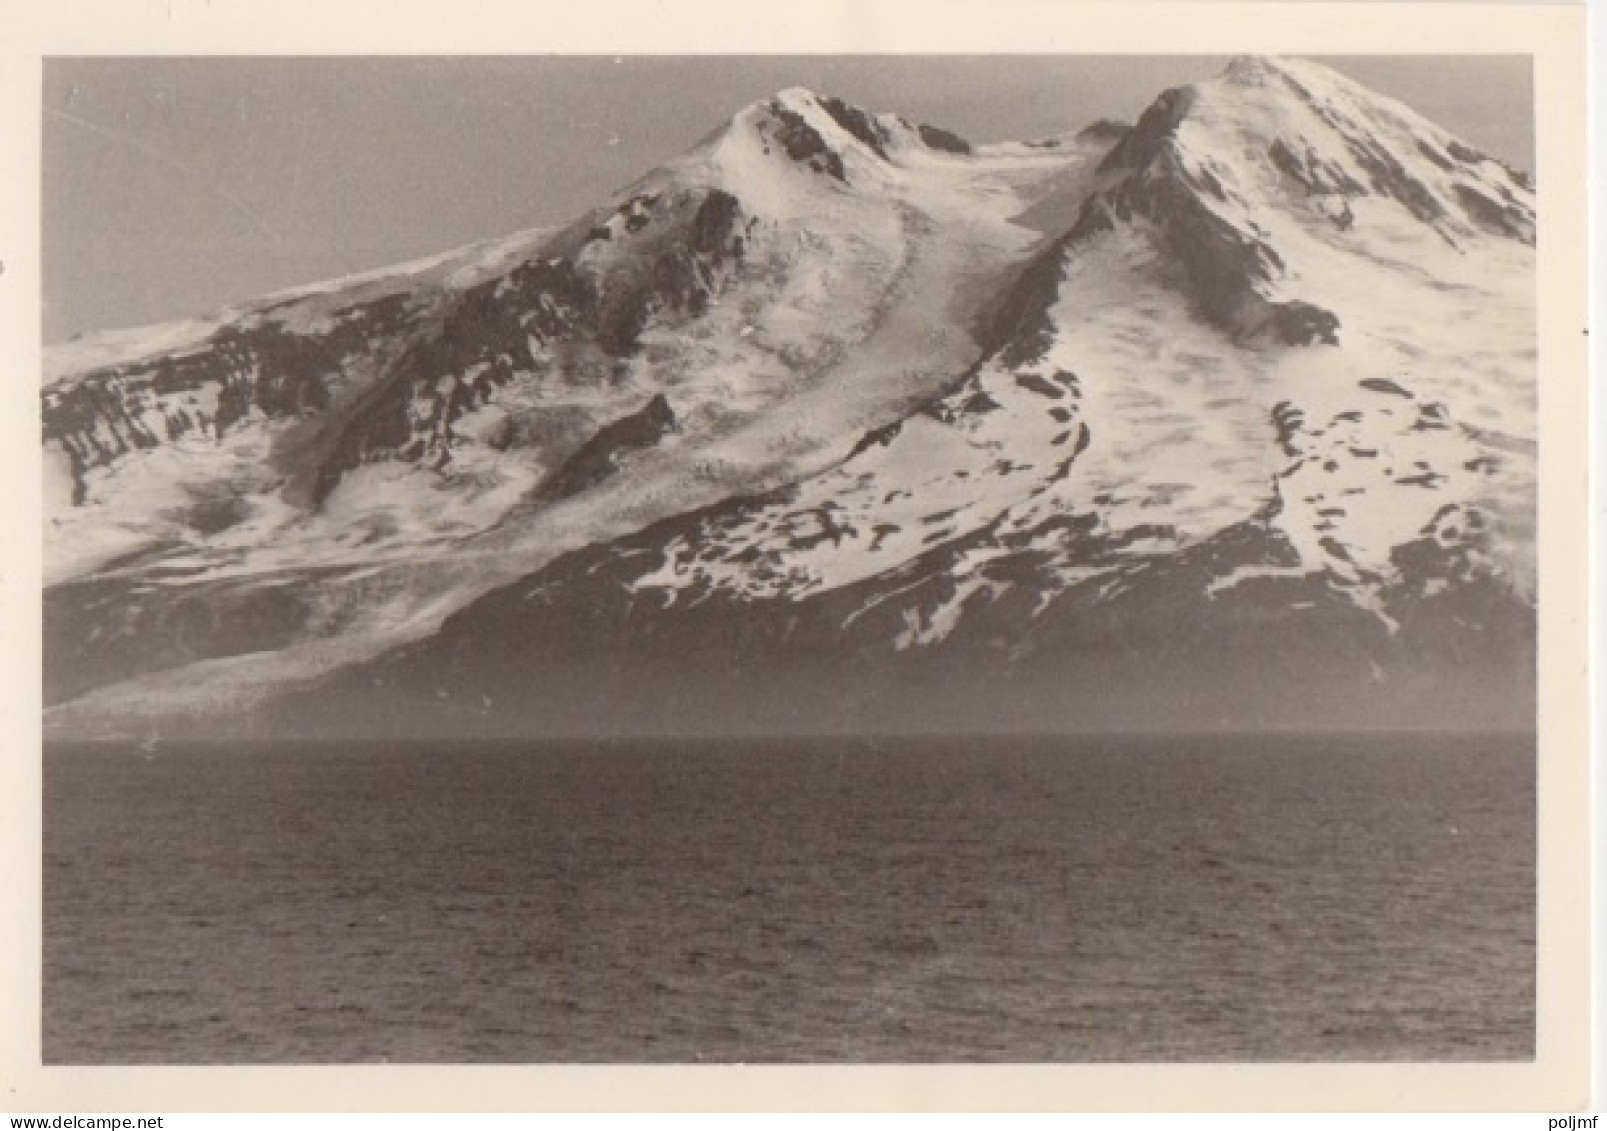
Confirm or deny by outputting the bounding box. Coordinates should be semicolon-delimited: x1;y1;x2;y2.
43;90;1110;730
42;58;1535;739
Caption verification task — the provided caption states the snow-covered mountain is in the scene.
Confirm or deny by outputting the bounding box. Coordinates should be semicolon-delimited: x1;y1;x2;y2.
42;57;1536;739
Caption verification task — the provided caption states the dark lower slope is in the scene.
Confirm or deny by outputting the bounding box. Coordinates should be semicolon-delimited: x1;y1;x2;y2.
259;497;1534;740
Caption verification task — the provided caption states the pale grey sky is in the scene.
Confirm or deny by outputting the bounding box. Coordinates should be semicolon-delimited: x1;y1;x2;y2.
42;55;1533;343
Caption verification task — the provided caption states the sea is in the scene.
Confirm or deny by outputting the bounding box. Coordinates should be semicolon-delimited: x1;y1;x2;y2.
41;732;1535;1063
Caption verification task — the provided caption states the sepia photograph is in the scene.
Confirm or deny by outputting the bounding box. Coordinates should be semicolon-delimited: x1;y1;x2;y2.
5;0;1593;1114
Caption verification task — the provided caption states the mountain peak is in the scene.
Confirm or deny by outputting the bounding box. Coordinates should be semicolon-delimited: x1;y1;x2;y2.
1088;52;1533;280
1216;53;1357;91
771;84;823;105
712;86;975;185
1220;53;1294;85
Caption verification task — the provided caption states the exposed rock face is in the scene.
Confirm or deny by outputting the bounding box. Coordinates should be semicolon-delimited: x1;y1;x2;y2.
42;306;408;500
818;95;893;159
1076;119;1132;145
916;122;972;155
536;394;678;502
764;100;849;181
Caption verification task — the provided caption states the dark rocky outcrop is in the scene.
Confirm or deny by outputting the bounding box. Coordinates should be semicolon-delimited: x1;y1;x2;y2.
845;419;904;460
689;189;743;254
42;312;391;485
1076;119;1132;145
1359;377;1413;399
980;234;1075;368
1268;138;1368;197
818;95;892;159
1453;183;1536;243
535;394;677;502
585;189;751;357
766;101;847;182
1262;300;1341;347
1065;169;1343;347
1098;86;1199;174
916;122;972;155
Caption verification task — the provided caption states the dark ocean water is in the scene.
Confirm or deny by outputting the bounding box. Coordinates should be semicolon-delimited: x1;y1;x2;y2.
42;733;1534;1063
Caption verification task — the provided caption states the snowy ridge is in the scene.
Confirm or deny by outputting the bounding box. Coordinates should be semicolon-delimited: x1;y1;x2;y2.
43;224;561;386
602;56;1535;635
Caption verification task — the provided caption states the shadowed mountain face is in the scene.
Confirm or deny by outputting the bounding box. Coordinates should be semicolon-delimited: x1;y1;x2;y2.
43;58;1536;740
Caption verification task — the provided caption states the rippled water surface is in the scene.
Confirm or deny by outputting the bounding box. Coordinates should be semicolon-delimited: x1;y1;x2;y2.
43;733;1534;1062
